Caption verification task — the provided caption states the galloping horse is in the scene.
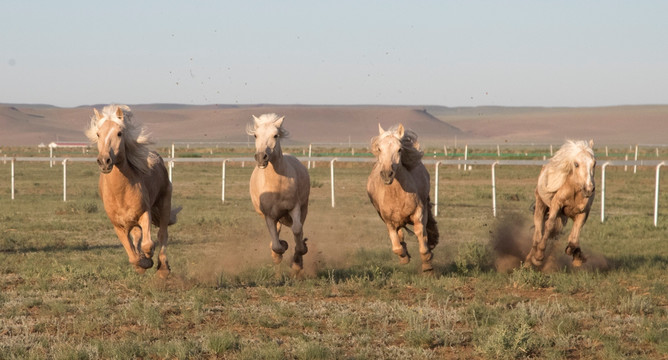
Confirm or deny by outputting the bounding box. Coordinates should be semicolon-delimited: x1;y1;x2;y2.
526;139;596;268
86;105;180;278
247;114;310;272
367;124;439;272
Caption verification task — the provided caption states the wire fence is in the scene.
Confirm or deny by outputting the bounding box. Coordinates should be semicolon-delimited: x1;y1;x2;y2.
4;156;667;227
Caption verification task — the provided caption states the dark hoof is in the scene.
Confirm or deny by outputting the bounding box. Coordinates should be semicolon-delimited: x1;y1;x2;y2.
399;254;411;265
137;257;154;269
421;263;434;272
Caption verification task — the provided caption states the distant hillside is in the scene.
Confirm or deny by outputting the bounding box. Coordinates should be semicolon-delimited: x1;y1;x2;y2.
0;104;464;146
0;103;666;146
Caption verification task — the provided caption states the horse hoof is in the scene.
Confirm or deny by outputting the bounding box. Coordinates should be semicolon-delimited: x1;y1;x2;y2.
530;257;543;267
291;261;303;272
137;257;154;269
271;252;283;264
421;263;434;272
399;255;411;265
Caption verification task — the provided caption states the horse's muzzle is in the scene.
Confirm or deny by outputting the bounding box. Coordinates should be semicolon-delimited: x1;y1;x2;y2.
255;152;269;169
97;156;113;174
583;185;595;198
380;170;395;185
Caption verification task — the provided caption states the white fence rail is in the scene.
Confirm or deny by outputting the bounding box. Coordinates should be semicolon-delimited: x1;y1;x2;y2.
4;157;667;227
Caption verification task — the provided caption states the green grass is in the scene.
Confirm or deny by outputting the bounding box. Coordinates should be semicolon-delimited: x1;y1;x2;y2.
0;155;667;359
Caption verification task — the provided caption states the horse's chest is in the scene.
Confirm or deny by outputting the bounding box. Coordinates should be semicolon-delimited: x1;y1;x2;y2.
376;185;420;221
100;181;147;227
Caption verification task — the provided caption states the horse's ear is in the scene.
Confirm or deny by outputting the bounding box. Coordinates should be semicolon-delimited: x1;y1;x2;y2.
378;123;385;135
252;115;260;126
115;106;124;120
93;108;101;120
274;116;284;128
588;139;594;148
396;124;405;138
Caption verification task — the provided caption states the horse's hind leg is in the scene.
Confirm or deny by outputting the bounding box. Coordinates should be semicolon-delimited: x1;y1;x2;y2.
289;206;308;272
387;223;410;264
266;216;288;264
155;201;172;278
412;208;433;272
565;212;588;267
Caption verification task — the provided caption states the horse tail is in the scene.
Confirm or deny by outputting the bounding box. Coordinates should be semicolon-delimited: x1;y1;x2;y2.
426;201;439;250
169;206;182;226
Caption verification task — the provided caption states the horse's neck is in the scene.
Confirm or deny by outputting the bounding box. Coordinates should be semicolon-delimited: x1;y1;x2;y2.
268;146;285;172
103;161;138;188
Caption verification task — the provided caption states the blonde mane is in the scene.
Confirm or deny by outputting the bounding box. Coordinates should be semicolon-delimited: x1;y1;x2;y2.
371;125;424;169
85;104;157;175
543;140;595;193
245;113;290;138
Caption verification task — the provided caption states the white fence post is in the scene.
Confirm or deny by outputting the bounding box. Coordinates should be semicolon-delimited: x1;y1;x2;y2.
62;159;68;202
600;162;610;223
11;158;15;200
221;159;228;202
491;162;498;217
654;162;665;227
169;160;173;182
464;145;468;171
330;158;337;208
50;146;54;167
634;144;639;174
308;144;312;169
434;161;440;216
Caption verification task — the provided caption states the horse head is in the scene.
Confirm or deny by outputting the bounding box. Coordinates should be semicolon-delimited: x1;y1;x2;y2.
572;139;596;198
92;106;127;174
374;123;405;185
248;114;286;169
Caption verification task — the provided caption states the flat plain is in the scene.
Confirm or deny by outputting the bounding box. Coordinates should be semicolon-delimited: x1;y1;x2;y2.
1;145;667;359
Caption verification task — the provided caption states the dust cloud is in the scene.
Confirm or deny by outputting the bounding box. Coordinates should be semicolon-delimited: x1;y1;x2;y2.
490;214;609;273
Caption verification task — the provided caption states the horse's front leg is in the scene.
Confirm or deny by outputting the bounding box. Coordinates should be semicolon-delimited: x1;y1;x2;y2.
136;211;155;270
525;194;548;268
265;216;288;264
288;206;308;272
528;197;560;267
113;226;143;272
411;207;433;272
386;222;410;264
565;212;588;267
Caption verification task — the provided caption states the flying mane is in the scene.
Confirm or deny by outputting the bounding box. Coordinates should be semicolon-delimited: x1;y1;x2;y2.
543;140;594;193
245;113;290;138
371;125;424;170
85;104;157;175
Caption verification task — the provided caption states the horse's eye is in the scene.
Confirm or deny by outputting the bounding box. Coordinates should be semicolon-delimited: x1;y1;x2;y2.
574;162;579;168
274;135;278;139
254;134;257;138
117;131;122;137
96;132;100;138
397;148;402;153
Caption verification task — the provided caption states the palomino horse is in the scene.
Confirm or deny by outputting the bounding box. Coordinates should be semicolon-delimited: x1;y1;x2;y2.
526;139;596;268
247;114;310;272
367;124;439;272
86;105;180;278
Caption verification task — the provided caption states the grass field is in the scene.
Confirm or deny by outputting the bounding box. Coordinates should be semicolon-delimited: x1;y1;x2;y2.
1;153;667;359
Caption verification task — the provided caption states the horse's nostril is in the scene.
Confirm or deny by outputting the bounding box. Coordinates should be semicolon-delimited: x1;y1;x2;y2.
388;171;394;178
263;153;268;161
105;158;111;165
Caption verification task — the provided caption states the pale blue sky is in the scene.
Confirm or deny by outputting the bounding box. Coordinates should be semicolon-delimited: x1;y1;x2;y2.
1;1;667;108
